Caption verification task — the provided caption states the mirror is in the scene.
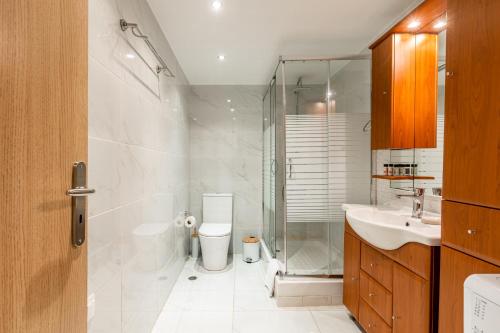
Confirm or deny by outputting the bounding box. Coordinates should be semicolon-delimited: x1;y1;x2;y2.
389;29;446;194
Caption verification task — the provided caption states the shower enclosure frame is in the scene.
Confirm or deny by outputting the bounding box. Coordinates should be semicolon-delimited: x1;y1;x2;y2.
262;54;371;278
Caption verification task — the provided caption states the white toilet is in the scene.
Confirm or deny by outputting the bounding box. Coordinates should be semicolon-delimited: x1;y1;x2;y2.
198;193;233;271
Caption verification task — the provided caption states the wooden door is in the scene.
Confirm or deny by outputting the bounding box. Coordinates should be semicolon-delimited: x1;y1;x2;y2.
371;35;393;150
0;1;88;332
439;246;500;333
343;231;361;318
392;263;430;333
443;0;500;209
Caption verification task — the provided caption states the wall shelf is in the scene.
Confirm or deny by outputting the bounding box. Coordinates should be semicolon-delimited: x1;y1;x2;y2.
372;175;435;180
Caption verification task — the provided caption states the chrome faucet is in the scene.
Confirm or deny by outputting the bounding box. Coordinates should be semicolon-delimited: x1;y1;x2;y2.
397;188;425;218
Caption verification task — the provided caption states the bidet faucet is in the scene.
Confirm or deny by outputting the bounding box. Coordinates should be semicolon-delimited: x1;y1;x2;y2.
396;188;425;218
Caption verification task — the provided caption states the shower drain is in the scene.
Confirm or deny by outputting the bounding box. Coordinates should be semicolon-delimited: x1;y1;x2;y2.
188;276;198;281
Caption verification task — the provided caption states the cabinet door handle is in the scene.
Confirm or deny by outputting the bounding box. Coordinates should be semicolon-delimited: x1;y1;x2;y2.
382;91;387;95
467;229;477;235
369;292;376;297
446;71;454;77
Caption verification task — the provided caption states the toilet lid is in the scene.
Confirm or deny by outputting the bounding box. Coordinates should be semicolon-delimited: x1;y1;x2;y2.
199;223;231;237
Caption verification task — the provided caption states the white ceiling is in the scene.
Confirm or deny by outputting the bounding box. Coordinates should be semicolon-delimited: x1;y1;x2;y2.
147;0;422;85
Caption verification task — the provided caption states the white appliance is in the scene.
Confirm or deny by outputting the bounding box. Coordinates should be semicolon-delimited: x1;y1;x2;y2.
464;274;500;333
199;193;233;271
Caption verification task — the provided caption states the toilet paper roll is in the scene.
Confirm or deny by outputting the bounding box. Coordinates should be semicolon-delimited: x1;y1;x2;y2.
184;216;197;229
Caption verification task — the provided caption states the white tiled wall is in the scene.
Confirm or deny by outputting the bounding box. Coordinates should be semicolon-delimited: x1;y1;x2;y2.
88;0;190;332
188;86;264;254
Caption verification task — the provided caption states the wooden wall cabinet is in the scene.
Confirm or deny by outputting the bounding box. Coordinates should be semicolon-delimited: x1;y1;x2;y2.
343;222;440;332
442;0;500;209
371;33;438;150
439;0;500;329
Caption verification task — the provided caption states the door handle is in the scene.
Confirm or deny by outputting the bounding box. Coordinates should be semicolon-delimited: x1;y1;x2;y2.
67;162;95;247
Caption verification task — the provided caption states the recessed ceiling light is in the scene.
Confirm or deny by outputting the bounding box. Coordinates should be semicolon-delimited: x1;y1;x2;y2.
226;99;231;103
264;118;268;121
125;53;135;59
408;20;421;29
218;54;225;61
232;117;236;121
193;118;197;121
230;108;235;112
433;21;446;29
212;1;222;11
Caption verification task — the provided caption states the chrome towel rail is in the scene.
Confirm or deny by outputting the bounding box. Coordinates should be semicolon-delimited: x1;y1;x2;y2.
120;19;175;78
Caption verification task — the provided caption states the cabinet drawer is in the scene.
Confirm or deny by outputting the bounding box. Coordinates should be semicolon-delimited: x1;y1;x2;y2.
361;243;393;291
442;201;500;266
360;270;392;326
359;299;392;333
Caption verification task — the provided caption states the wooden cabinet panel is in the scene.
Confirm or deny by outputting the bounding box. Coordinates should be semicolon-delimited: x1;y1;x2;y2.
361;243;393;292
371;33;438;150
360;270;393;326
393;263;430;333
443;0;500;209
343;231;361;318
439;246;500;333
391;33;415;149
378;241;434;280
414;33;438;148
442;200;500;266
359;299;392;333
371;35;393;150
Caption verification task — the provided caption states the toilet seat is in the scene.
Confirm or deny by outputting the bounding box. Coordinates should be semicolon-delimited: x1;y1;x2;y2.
199;223;231;237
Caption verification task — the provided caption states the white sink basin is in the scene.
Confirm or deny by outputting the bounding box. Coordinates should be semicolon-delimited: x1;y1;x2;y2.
342;204;441;250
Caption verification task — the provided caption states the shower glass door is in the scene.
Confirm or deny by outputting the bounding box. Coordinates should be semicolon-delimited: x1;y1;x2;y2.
281;58;371;276
283;60;332;275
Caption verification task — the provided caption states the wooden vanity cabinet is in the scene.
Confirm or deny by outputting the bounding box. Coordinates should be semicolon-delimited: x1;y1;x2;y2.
343;232;361;318
343;222;440;333
371;33;437;150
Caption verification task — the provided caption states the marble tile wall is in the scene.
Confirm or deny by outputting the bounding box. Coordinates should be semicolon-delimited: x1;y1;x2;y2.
88;0;190;332
188;86;264;254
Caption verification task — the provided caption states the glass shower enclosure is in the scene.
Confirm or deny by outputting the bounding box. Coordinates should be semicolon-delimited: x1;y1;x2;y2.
262;56;371;276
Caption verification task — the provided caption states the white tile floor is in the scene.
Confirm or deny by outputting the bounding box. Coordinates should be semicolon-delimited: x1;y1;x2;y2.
152;255;361;333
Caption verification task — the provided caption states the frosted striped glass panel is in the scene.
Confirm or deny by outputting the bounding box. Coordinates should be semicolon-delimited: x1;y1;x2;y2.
328;113;371;223
285;113;371;223
286;114;329;223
